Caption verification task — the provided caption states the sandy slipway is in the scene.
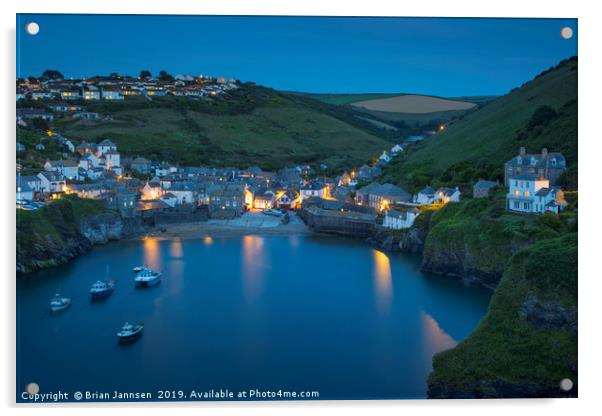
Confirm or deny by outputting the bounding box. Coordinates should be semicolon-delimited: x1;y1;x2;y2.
140;212;311;240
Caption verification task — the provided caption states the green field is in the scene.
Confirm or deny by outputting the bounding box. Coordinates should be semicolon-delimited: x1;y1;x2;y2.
51;86;394;170
291;92;404;106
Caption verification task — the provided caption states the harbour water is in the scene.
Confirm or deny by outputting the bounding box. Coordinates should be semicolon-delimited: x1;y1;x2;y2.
17;234;492;401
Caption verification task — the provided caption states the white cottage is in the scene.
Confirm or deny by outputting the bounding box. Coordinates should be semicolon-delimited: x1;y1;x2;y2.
383;208;420;230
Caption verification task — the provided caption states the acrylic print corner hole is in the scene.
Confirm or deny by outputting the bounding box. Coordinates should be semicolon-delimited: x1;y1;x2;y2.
15;14;578;403
25;22;40;35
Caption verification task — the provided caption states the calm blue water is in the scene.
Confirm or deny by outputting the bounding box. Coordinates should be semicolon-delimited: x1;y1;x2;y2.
17;234;491;401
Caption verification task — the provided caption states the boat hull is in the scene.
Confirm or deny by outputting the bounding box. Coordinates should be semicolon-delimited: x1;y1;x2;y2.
117;328;144;342
135;277;161;287
90;288;114;299
49;303;71;312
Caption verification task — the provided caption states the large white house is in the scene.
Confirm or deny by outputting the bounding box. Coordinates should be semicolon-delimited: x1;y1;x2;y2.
383;208;420;230
506;175;566;214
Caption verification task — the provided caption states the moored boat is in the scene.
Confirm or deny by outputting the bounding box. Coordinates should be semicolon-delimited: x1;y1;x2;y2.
49;294;71;312
89;279;115;299
117;322;144;342
134;268;162;286
132;265;145;273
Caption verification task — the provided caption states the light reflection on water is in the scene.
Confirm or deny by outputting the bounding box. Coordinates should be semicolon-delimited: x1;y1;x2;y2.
372;249;393;315
421;312;457;361
241;235;265;303
143;237;160;269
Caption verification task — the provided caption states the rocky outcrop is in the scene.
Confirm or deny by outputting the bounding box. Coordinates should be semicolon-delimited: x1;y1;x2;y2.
368;225;427;254
520;293;577;332
421;245;504;289
18;212;145;273
80;213;124;243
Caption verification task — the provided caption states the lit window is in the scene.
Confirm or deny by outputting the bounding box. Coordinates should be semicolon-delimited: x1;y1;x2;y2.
514;190;519;196
524;191;530;197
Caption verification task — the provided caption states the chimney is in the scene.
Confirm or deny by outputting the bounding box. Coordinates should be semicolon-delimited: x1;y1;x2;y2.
519;147;526;156
541;147;548;156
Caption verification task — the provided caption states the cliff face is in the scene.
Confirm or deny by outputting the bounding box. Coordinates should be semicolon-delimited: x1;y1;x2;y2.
427;233;578;398
16;197;145;273
79;213;125;244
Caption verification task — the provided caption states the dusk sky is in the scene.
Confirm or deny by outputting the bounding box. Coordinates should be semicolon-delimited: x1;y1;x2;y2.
16;14;577;97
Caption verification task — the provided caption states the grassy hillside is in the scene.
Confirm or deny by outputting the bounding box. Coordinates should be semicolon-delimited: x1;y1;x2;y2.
53;85;394;170
383;57;578;190
428;232;577;398
420;190;578;397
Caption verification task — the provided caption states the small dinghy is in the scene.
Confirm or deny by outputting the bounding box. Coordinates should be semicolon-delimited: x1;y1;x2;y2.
134;268;162;287
117;322;144;342
49;294;71;312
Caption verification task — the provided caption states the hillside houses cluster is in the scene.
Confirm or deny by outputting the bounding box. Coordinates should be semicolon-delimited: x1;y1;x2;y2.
16;73;239;104
17;133;463;231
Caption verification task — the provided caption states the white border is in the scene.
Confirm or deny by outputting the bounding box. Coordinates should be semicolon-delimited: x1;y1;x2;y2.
3;1;601;415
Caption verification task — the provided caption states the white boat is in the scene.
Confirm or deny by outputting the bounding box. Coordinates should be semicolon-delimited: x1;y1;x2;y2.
89;279;115;299
132;265;145;273
117;322;144;342
134;268;162;286
49;294;71;312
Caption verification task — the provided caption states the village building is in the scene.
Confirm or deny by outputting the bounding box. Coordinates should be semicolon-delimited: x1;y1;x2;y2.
37;171;66;193
300;181;329;200
367;183;412;211
73;111;101;120
504;147;566;186
19;175;43;193
131;157;151;175
101;88;125;100
104;185;137;213
391;144;404;154
48;103;82;113
104;150;121;170
434;187;461;203
60;88;81;100
97;139;117;155
473;179;499;198
16;108;54;122
16;181;34;202
506;175;567;214
209;186;245;217
275;190;299;210
169;182;198;205
160;192;178;208
76;142;98;156
379;150;393;163
357;164;382;181
253;188;276;209
383;208;420;230
82;87;101;100
414;186;436;205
